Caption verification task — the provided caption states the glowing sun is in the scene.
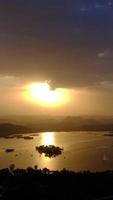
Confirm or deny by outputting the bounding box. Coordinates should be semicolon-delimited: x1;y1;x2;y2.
24;82;66;106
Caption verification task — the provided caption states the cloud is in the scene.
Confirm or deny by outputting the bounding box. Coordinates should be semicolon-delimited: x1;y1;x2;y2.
97;49;113;58
0;0;113;89
0;75;22;89
0;75;15;86
95;81;113;90
100;81;113;89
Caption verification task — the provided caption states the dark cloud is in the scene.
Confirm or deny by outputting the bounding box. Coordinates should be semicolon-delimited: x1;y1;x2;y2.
0;0;113;88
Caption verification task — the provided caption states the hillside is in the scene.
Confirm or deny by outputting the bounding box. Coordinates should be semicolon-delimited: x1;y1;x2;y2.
1;116;113;137
0;123;33;137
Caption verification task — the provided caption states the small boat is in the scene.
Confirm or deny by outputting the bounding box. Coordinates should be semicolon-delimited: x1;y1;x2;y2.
104;133;113;137
5;149;15;153
23;136;34;140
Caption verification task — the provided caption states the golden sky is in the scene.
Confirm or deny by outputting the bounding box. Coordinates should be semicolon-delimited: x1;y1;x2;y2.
0;75;113;116
1;1;113;116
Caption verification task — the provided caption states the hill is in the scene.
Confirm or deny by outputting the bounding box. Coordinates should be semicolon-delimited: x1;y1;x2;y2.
1;116;113;136
0;123;33;137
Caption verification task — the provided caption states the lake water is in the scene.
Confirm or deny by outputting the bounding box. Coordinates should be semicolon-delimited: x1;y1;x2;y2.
0;131;113;172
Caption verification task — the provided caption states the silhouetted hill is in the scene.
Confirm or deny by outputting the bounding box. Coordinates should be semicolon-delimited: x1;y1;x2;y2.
25;116;113;132
1;116;113;135
0;123;33;137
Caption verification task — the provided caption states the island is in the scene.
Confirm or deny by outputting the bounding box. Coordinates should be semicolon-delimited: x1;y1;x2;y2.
35;145;63;157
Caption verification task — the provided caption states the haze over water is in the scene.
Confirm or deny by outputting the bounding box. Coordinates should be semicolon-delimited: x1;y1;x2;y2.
1;131;113;172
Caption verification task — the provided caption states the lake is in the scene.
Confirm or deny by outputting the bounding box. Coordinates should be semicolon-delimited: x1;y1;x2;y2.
0;131;113;172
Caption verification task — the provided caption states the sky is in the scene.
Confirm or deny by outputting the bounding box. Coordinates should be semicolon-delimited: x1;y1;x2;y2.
0;0;113;116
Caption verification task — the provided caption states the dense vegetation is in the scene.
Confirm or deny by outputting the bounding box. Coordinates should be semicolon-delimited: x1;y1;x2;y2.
0;168;113;199
36;145;63;157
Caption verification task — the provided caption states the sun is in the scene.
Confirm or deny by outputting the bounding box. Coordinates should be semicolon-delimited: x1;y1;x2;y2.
24;82;66;106
30;82;61;104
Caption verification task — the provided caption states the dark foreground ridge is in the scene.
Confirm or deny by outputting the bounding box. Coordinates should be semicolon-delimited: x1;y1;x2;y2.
1;168;113;200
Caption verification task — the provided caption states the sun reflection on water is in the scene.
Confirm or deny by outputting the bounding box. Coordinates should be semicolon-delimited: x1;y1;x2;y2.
39;132;56;169
41;132;55;146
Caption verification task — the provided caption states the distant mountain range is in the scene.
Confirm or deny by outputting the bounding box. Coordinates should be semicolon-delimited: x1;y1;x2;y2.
1;116;113;137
